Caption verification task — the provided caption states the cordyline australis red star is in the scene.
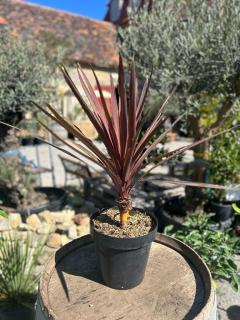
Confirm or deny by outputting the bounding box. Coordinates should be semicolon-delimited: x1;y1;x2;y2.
33;56;232;226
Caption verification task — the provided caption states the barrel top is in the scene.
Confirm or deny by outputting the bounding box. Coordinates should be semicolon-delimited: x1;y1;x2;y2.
39;234;215;320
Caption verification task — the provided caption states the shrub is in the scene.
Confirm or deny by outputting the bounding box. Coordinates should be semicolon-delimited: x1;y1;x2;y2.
164;213;240;290
208;128;240;200
0;232;45;306
0;30;55;143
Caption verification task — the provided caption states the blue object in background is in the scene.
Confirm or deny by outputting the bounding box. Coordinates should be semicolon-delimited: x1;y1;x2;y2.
0;150;38;168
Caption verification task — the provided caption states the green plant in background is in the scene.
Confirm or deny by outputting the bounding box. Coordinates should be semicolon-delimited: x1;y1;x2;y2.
0;232;45;307
164;213;240;291
119;0;240;183
0;158;16;187
232;203;240;216
17;110;50;139
67;104;86;122
0;29;56;145
0;209;8;218
208;128;240;201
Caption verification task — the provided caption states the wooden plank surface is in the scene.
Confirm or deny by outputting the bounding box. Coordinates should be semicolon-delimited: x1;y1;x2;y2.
38;235;213;320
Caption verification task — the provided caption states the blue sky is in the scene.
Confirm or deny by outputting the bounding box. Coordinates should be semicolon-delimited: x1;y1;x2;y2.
26;0;108;20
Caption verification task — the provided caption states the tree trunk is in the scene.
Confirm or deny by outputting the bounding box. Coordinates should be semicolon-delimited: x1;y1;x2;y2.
186;115;209;210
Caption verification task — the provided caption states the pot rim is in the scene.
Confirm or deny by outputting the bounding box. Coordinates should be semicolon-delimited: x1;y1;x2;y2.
90;207;158;249
209;199;234;207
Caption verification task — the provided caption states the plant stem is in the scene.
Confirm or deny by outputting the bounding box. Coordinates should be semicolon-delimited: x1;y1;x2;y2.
120;210;130;226
118;194;132;226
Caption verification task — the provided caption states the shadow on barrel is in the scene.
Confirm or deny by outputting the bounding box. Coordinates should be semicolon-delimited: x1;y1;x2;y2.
55;236;103;301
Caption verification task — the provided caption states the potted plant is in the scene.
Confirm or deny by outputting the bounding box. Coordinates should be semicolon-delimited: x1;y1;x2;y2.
206;129;240;222
34;56;232;290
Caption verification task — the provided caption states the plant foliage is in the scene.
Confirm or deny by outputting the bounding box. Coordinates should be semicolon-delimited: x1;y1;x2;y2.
0;232;45;306
0;209;8;219
0;30;56;141
35;56;230;224
119;0;240;161
208;128;240;200
164;213;240;291
120;0;240;110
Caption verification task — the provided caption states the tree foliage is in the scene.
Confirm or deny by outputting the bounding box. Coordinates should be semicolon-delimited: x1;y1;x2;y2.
119;0;240;127
0;30;56;130
208;128;240;200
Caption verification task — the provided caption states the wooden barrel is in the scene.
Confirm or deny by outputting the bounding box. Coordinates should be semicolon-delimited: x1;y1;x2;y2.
35;234;217;320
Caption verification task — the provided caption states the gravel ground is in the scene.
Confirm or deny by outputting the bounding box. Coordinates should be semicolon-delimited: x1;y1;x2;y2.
217;281;240;320
217;256;240;320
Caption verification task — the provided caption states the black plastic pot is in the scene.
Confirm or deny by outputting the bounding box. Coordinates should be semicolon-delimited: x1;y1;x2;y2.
155;196;187;232
0;305;34;320
205;200;233;222
90;209;158;290
158;208;185;232
162;196;187;217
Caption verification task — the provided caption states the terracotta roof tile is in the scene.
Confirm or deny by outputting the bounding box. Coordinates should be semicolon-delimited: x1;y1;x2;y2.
0;0;118;69
0;16;7;24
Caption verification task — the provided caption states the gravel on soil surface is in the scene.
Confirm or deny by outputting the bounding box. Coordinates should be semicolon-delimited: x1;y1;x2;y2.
92;208;153;238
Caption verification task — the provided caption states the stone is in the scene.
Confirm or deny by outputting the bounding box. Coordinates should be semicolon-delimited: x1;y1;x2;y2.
47;233;62;249
73;213;90;226
76;224;90;237
26;214;41;231
56;223;72;235
37;222;52;235
39;210;55;225
0;219;10;231
51;210;75;224
33;265;44;278
30;232;46;248
37;246;56;265
18;223;32;231
68;225;77;239
61;235;71;246
8;213;22;229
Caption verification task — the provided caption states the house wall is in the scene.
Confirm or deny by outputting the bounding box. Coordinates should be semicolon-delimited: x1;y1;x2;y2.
106;0;142;24
109;0;124;23
55;67;118;119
